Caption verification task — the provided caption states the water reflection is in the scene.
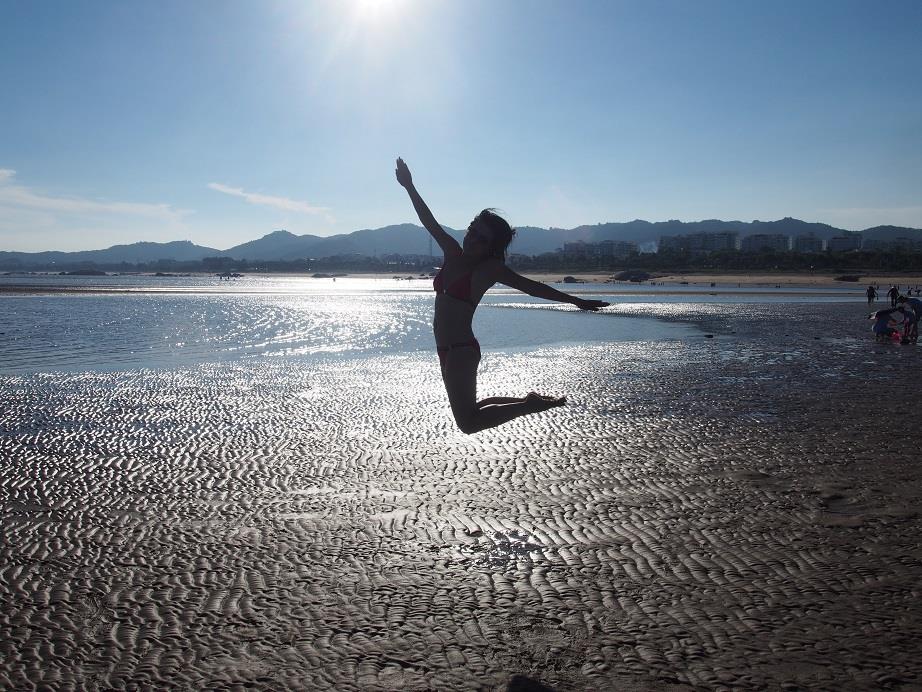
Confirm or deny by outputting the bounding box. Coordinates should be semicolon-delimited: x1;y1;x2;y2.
0;273;865;302
0;288;695;375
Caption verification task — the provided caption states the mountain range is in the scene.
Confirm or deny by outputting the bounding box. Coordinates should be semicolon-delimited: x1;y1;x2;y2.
2;218;922;268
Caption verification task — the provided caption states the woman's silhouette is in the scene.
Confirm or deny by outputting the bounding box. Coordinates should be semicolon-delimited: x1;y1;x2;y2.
396;158;609;434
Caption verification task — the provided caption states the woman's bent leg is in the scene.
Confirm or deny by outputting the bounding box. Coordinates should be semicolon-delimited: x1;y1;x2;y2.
468;396;565;433
477;396;526;407
441;349;565;435
477;392;565;407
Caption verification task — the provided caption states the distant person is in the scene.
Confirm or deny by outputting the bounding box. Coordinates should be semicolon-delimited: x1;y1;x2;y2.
897;295;921;344
395;157;608;434
869;306;903;342
887;285;900;307
866;285;877;304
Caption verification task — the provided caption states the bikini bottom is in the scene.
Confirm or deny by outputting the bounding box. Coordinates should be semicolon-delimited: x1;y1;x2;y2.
437;338;481;367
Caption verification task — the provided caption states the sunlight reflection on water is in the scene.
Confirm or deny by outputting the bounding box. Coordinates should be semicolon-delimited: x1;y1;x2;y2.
0;273;864;300
0;275;835;374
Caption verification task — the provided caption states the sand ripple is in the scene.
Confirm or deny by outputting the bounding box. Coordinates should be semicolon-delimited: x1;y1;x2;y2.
2;302;921;690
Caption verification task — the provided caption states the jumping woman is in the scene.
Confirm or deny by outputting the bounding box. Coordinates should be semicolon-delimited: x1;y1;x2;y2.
396;157;609;434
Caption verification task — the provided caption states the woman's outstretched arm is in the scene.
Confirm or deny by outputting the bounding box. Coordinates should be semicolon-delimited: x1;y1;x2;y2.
395;157;461;257
494;264;609;311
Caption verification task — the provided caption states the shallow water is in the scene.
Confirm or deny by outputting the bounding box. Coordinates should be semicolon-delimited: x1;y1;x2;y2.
1;275;875;375
0;284;700;375
0;272;866;297
0;272;871;309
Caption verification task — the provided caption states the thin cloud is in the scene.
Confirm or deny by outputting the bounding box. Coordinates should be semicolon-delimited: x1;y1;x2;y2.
0;168;189;223
208;182;330;216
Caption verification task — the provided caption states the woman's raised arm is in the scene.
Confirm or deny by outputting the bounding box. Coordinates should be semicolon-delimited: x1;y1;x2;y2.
395;158;461;257
494;264;609;311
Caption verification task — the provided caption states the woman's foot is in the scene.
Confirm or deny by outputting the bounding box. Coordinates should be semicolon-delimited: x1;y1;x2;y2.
528;391;567;403
525;392;567;411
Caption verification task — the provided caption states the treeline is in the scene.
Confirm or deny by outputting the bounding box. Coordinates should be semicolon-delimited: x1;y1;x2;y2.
644;249;922;272
509;249;922;274
6;249;922;275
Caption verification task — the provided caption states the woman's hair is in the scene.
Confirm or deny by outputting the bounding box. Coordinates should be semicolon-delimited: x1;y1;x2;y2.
476;208;516;261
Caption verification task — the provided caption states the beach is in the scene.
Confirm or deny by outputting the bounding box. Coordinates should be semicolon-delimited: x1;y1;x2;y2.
520;272;922;289
2;299;922;689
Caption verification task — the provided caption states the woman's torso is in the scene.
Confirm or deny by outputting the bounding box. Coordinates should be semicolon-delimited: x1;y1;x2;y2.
432;257;498;346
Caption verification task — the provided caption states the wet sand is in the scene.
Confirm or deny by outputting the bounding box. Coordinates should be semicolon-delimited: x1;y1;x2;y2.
2;302;921;690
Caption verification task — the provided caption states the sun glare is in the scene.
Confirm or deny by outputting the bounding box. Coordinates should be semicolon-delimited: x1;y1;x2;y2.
354;0;401;22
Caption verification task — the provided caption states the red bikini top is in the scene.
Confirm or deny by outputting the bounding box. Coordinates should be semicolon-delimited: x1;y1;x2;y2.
433;267;475;306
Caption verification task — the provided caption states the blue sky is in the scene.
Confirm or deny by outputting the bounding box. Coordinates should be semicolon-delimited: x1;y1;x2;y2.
1;0;920;252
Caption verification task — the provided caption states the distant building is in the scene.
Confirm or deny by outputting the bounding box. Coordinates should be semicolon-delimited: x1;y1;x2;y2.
862;237;922;251
561;240;637;258
562;241;588;256
658;232;738;254
594;239;637;258
826;234;862;252
793;234;824;252
740;234;790;253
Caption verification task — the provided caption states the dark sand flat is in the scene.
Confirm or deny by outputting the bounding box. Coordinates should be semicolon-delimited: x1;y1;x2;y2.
2;302;920;690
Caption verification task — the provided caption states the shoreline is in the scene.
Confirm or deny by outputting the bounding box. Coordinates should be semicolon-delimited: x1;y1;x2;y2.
3;271;921;296
519;271;922;288
5;269;922;288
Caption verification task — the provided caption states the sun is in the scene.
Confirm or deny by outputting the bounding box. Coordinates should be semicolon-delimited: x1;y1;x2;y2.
353;0;402;22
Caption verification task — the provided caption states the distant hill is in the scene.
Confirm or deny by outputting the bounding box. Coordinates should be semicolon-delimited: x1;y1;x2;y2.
0;240;222;269
223;224;467;260
2;219;921;269
225;230;324;261
860;225;922;242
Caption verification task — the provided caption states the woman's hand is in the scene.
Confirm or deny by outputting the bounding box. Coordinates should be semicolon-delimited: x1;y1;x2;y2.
573;298;609;312
395;157;413;188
